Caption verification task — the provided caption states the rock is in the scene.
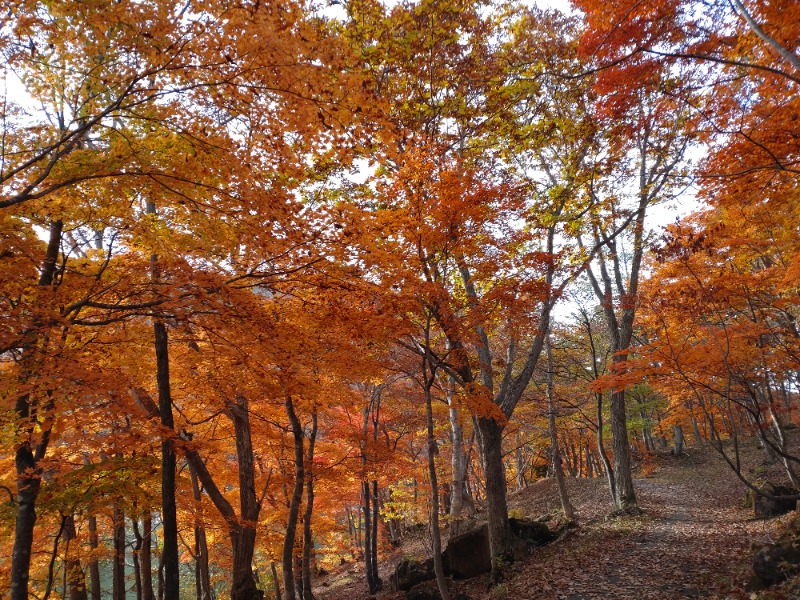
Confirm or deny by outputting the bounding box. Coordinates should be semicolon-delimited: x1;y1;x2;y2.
442;524;491;579
440;518;558;580
407;580;445;600
753;539;800;585
752;483;798;518
391;558;435;592
509;517;556;546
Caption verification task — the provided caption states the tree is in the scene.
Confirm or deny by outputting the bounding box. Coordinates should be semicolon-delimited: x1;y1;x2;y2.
577;0;800;497
2;1;373;596
342;2;610;566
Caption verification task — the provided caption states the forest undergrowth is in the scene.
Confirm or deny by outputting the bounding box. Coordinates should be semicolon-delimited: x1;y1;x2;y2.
315;440;800;600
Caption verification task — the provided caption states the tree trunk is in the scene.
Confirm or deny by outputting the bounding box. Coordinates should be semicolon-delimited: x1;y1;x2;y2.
133;517;144;600
424;368;450;600
153;321;180;600
10;219;62;600
112;502;127;600
370;481;379;587
359;387;382;595
132;514;155;600
361;481;377;593
293;555;303;599
762;381;800;487
596;392;617;504
64;515;88;600
672;425;685;456
476;417;513;570
230;395;263;600
271;561;282;600
691;415;703;444
190;467;213;600
141;514;154;600
448;389;467;536
140;383;264;600
283;396;305;600
610;388;637;512
301;410;318;600
88;514;101;600
547;337;575;521
515;431;527;490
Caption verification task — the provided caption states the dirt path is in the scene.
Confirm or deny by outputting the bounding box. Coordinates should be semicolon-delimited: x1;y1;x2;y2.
316;450;791;600
496;455;771;600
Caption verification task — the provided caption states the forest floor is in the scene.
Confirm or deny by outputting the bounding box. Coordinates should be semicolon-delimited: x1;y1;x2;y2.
314;441;800;600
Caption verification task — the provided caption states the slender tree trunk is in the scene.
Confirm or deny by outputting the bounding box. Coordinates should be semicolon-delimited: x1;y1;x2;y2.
88;514;101;600
423;366;450;600
141;514;154;600
301;411;318;600
448;387;467;536
762;381;799;487
515;431;527;490
359;387;382;595
547;337;575;521
112;502;127;600
345;507;359;551
10;220;62;600
691;415;703;444
596;392;616;504
190;467;213;600
230;395;263;600
361;481;376;593
153;321;180;599
585;447;594;478
42;514;66;600
133;517;144;600
132;515;155;600
271;561;282;600
64;515;88;600
146;197;180;600
293;554;302;598
283;396;305;600
370;480;379;587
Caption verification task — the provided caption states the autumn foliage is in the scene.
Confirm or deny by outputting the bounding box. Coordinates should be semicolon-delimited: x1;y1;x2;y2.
1;0;799;599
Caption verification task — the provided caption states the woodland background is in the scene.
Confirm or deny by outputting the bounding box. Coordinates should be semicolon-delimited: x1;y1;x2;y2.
1;0;798;599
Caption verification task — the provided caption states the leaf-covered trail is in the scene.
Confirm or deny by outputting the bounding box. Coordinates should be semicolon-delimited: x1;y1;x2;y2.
495;453;771;600
317;450;788;600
